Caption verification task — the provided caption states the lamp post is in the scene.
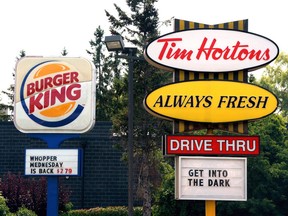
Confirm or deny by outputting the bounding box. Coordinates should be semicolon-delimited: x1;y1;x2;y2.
104;35;137;216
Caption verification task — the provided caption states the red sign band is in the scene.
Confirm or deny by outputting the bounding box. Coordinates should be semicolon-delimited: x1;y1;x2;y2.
163;135;260;156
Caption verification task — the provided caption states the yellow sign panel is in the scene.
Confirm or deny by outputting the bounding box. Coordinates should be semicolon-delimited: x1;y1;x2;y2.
144;80;278;123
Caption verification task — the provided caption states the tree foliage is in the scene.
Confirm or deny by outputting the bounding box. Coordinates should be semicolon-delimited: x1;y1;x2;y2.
105;0;173;215
87;26;113;121
217;114;288;216
0;50;25;121
152;161;205;216
258;52;288;120
0;172;71;215
217;52;288;215
61;47;68;56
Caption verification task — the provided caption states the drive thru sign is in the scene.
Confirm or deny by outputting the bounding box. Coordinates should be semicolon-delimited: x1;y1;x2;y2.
163;135;260;156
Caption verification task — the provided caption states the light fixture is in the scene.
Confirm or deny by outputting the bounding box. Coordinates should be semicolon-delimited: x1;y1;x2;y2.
104;35;125;52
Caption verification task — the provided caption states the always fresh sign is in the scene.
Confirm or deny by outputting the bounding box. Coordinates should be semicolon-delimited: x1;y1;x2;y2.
144;80;278;123
144;29;279;72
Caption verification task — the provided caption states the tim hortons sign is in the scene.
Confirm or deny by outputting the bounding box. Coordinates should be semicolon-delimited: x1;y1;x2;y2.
144;29;279;72
143;80;278;123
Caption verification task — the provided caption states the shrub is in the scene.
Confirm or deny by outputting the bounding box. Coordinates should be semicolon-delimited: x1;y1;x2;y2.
60;206;142;216
0;195;10;215
0;172;71;216
15;207;37;216
152;163;204;216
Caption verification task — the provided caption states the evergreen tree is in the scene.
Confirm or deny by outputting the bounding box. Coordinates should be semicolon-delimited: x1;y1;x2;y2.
258;52;288;120
105;0;173;215
1;50;25;121
61;47;68;56
86;26;118;121
0;98;9;121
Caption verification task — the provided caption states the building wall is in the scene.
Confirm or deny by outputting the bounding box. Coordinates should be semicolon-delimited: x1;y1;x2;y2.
0;121;128;209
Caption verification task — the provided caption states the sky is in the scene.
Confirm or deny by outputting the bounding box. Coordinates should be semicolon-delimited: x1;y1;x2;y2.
1;0;287;103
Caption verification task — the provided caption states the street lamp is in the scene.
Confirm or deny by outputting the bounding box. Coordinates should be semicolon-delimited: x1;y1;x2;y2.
104;35;137;216
104;35;125;51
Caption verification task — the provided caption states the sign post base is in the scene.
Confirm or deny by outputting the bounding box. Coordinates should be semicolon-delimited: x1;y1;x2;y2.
205;200;216;216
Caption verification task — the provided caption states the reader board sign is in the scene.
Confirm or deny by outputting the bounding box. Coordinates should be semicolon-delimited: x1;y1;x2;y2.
25;149;82;176
144;29;279;72
14;57;96;133
144;80;278;123
163;135;260;156
175;156;247;201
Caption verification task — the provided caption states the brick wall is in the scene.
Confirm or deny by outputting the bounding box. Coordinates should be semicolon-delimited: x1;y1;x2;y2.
0;121;128;209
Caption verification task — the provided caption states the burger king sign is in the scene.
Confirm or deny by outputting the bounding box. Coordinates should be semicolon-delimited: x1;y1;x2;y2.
14;57;96;133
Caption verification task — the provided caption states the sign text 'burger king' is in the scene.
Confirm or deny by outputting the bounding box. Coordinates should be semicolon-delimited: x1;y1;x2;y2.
14;57;96;133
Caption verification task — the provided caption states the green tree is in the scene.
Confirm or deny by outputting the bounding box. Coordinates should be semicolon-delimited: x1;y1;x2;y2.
1;50;25;121
152;161;205;216
217;55;288;215
258;52;288;120
86;25;121;121
61;47;68;56
0;98;9;121
105;0;173;215
217;114;288;216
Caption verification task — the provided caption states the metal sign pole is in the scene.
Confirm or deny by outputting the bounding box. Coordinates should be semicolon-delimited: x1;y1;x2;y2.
206;200;216;216
205;128;216;216
47;176;59;216
29;133;79;216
